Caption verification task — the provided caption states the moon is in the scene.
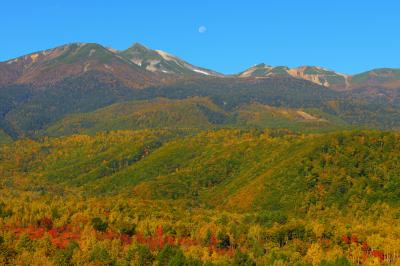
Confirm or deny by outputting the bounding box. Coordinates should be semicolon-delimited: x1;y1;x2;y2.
198;26;207;33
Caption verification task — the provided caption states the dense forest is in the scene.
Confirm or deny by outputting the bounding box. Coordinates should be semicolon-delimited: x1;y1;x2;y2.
1;129;400;265
2;72;400;138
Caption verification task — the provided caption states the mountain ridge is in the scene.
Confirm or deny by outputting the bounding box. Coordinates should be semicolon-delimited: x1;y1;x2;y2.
2;42;399;91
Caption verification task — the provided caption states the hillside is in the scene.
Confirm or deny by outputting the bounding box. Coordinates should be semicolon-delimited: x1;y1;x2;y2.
42;97;349;137
42;97;228;136
3;74;400;137
2;129;399;212
0;43;162;89
2;130;400;264
234;103;349;132
351;68;400;89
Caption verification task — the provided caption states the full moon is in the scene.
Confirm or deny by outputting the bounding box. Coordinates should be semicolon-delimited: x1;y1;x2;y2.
198;26;207;33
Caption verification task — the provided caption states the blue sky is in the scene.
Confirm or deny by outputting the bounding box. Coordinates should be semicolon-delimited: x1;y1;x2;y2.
1;0;399;74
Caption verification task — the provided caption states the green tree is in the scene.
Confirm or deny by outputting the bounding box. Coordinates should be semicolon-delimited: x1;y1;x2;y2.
91;217;108;232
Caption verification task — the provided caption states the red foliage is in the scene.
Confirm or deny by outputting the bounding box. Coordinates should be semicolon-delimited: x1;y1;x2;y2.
156;226;163;238
136;232;145;243
30;227;45;240
342;234;350;244
120;234;132;245
342;232;386;262
371;250;385;261
48;228;58;238
165;235;175;245
38;217;53;230
361;241;370;252
51;238;69;249
210;234;217;247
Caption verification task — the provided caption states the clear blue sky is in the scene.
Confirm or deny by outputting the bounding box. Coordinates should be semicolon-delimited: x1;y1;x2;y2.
1;0;399;74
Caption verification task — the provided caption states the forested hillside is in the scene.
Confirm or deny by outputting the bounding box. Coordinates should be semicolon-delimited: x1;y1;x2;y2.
1;129;400;264
41;97;349;137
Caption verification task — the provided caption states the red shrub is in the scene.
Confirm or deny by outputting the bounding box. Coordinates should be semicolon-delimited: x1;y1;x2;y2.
120;234;132;245
341;235;350;244
371;250;384;261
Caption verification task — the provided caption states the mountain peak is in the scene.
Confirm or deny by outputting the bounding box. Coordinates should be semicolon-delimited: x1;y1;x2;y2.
127;42;150;52
238;64;349;89
118;43;222;77
254;63;272;68
0;42;160;88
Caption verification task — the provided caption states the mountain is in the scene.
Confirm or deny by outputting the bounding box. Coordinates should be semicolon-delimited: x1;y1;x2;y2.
350;68;400;89
238;64;349;90
1;41;400;137
0;43;162;88
3;72;400;137
2;71;142;136
238;64;400;91
118;43;223;77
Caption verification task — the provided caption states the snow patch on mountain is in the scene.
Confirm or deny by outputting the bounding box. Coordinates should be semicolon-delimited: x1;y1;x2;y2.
193;69;211;76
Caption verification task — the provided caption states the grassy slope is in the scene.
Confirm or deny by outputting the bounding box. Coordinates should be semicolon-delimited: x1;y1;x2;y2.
43;97;229;136
42;97;348;137
234;102;350;132
2;129;400;216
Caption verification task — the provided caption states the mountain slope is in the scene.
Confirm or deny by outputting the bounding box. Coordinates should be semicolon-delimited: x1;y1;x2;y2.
42;97;347;137
238;64;400;91
3;72;140;135
238;64;349;90
350;68;400;89
0;43;161;88
2;129;400;213
234;102;349;132
118;43;222;77
43;97;229;136
1;42;400;137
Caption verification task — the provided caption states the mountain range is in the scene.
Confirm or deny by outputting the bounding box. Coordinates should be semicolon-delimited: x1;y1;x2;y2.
2;42;399;89
0;42;400;139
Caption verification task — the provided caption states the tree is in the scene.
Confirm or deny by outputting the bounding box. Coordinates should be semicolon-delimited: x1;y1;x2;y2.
132;245;154;266
53;241;79;266
88;244;115;266
91;217;108;232
234;250;256;266
156;245;179;265
217;232;230;249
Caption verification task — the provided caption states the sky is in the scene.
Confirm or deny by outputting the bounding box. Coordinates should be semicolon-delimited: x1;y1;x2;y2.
1;0;399;74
